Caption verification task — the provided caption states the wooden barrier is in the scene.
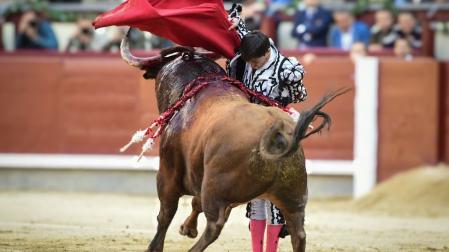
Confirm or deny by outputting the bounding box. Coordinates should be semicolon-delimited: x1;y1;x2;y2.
0;56;62;153
0;54;355;160
377;58;440;181
291;58;355;160
0;55;159;156
0;53;445;183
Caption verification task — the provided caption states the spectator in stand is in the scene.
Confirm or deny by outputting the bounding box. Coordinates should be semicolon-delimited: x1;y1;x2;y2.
240;0;265;31
394;38;413;60
102;27;126;52
291;0;332;48
369;9;397;51
16;10;58;50
395;0;443;5
103;27;153;52
66;18;95;53
394;12;422;49
329;9;370;50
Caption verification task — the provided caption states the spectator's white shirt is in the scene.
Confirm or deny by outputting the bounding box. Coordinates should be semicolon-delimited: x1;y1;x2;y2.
341;29;353;51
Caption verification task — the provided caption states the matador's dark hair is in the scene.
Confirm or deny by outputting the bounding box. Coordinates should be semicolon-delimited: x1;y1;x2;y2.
240;31;270;62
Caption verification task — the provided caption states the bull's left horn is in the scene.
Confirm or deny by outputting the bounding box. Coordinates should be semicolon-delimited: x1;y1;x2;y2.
120;28;157;69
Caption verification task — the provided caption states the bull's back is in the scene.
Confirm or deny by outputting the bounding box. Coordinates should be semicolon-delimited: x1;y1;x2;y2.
192;96;292;150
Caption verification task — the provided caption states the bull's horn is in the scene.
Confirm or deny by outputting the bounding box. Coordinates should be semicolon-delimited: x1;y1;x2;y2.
120;28;158;69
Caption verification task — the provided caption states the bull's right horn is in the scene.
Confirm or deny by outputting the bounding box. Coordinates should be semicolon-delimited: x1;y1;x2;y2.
120;27;158;69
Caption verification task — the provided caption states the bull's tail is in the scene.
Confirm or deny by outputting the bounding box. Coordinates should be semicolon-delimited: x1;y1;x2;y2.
259;87;351;160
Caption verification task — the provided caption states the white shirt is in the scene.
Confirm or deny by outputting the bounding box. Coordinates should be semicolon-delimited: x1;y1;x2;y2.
341;30;353;51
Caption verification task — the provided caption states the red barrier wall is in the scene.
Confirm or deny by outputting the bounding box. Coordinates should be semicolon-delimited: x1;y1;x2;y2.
292;58;354;160
0;54;354;159
377;58;440;181
0;54;444;183
0;56;62;153
0;55;158;156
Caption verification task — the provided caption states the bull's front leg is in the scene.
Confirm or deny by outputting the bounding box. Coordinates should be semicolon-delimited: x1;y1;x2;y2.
179;196;202;238
147;192;180;252
147;158;182;252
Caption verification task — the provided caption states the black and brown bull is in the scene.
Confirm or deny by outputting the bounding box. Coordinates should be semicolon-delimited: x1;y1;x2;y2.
120;31;347;252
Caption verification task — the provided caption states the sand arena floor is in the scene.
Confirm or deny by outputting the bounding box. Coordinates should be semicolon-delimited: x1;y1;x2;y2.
0;190;448;252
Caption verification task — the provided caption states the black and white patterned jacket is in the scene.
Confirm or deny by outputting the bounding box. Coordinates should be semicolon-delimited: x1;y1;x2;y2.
227;4;307;106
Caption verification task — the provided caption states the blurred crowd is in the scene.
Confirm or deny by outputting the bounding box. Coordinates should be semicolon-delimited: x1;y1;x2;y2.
10;9;172;54
6;0;449;60
240;0;448;60
289;0;421;59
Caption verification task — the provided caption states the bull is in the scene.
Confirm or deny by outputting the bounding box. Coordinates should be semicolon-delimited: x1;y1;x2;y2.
120;30;347;252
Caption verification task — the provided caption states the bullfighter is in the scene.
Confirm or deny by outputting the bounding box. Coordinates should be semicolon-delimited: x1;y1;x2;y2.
227;4;308;252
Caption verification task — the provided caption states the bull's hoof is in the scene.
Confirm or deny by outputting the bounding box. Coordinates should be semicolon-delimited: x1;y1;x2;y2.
179;224;198;238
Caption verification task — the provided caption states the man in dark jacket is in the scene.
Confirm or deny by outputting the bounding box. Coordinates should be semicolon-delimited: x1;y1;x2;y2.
16;10;58;50
291;0;332;48
369;9;397;50
394;12;421;49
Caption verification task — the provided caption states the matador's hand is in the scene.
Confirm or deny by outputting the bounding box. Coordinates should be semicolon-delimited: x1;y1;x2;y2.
228;17;239;30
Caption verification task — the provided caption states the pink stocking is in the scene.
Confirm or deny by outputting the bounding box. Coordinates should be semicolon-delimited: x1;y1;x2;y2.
250;219;266;252
265;224;282;252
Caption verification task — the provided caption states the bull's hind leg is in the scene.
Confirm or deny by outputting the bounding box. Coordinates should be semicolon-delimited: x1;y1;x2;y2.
147;159;182;252
188;199;232;252
283;206;306;252
180;196;202;238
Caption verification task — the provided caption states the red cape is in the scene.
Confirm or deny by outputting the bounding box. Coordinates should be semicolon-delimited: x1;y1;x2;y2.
93;0;241;59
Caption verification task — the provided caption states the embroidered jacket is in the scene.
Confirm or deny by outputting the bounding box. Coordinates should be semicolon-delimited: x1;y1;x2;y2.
227;5;307;106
